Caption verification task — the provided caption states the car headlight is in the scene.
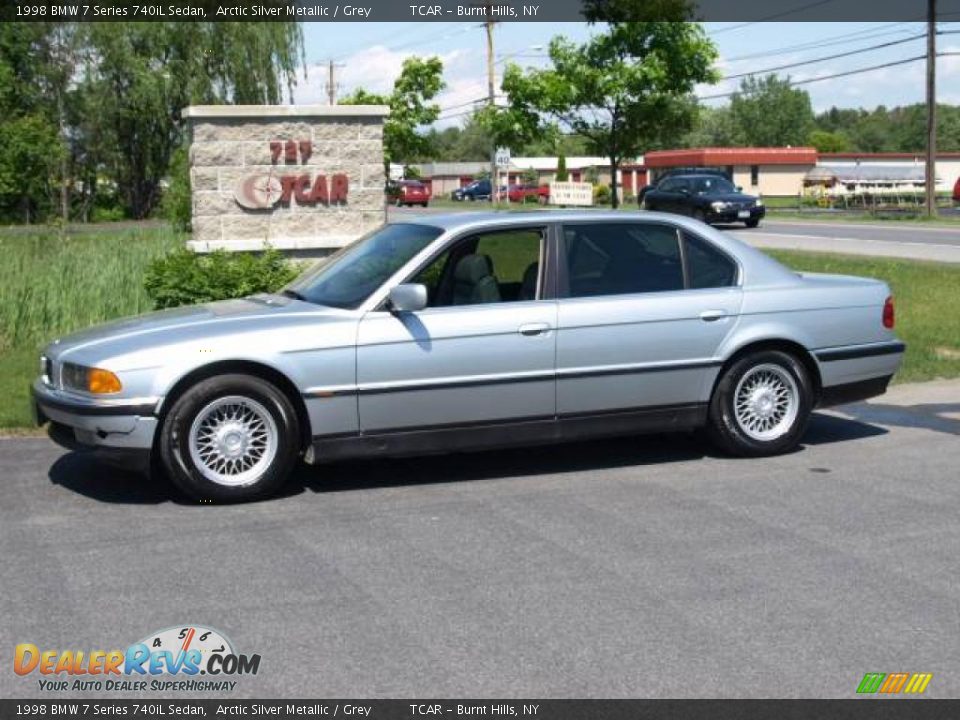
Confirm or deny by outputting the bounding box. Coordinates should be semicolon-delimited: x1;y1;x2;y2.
61;362;123;394
711;201;729;212
755;198;764;207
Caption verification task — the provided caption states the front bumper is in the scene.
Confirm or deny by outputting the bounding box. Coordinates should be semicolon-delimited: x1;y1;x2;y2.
707;206;766;224
32;380;160;450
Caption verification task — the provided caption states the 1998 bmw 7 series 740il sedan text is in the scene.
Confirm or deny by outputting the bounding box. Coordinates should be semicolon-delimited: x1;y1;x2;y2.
33;212;905;502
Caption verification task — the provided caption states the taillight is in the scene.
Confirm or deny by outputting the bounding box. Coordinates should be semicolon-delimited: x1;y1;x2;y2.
883;296;895;329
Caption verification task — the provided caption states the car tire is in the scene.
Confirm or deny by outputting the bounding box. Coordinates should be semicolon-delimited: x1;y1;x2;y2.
158;374;301;503
707;350;813;458
422;202;428;208
745;219;760;228
693;208;707;223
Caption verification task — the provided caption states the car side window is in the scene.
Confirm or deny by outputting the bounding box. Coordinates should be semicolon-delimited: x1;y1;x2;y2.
683;232;738;289
411;228;543;307
563;223;684;298
658;178;677;192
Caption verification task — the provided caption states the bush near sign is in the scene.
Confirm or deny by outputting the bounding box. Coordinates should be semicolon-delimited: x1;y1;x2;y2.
549;181;594;206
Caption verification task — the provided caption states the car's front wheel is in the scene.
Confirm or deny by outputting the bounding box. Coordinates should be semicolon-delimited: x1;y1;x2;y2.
745;218;760;228
707;350;813;457
159;374;301;502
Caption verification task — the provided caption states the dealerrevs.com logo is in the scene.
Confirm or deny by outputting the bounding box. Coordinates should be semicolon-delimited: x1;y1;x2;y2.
14;625;260;693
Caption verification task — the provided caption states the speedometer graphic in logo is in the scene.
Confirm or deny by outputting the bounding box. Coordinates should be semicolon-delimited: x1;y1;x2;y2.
136;625;234;668
234;174;283;209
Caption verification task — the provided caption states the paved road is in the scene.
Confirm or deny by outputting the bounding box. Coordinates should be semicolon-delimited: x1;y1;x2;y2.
2;382;958;699
730;219;960;263
390;206;960;262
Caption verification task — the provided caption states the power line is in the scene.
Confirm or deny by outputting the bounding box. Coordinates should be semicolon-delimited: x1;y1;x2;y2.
722;22;918;62
721;33;926;80
699;52;960;101
709;0;840;35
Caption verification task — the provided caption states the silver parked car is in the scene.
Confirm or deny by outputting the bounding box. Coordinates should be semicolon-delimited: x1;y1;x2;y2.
33;212;905;502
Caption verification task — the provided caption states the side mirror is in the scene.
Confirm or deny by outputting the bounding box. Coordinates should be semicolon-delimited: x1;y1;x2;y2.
736;185;743;192
388;283;428;313
679;187;690;195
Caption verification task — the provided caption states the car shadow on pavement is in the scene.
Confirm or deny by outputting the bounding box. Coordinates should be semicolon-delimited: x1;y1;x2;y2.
827;401;959;436
47;412;889;504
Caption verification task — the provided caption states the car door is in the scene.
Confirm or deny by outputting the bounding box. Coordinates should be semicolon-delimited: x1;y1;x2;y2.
555;220;743;416
356;225;557;432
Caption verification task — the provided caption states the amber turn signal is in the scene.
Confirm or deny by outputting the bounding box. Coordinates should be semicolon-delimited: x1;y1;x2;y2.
87;368;122;394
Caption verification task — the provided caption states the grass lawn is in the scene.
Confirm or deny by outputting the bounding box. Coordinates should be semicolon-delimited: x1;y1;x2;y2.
0;223;956;429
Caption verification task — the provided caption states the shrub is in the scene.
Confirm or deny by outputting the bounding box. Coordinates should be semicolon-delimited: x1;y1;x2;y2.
593;184;612;206
144;246;300;310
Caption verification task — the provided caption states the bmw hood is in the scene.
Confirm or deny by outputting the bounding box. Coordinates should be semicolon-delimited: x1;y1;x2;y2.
44;294;350;362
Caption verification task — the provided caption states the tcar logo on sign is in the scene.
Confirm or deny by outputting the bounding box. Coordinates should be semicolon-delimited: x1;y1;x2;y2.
857;672;933;695
233;139;349;210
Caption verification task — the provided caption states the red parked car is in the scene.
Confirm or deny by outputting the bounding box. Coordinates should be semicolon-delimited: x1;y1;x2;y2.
386;180;431;207
953;176;960;204
506;183;550;204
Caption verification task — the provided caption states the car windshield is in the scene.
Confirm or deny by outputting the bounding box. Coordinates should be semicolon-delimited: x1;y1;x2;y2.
284;223;443;309
691;177;736;194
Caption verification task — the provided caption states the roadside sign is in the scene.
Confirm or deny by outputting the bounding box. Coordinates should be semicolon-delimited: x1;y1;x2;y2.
495;147;511;169
549;181;593;206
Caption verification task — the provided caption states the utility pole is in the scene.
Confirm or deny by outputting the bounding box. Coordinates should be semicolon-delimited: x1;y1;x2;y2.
485;12;498;203
926;0;937;217
327;60;339;105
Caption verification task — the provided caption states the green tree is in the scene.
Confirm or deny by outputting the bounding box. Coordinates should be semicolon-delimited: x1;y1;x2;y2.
729;75;814;147
0;23;72;223
342;56;444;172
82;22;303;219
499;23;717;207
555;153;569;181
681;105;738;147
808;129;851;153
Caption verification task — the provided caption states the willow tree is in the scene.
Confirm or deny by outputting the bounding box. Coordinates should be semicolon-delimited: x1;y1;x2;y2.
81;22;303;218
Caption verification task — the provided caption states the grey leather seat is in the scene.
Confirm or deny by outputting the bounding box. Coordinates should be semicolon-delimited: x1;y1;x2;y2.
453;254;501;305
519;262;539;300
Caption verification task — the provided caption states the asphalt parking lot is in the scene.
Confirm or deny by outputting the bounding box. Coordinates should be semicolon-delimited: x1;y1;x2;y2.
2;381;958;699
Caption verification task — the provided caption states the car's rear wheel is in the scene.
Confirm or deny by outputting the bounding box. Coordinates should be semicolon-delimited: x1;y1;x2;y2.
708;350;813;457
159;374;300;503
693;208;707;223
745;218;760;228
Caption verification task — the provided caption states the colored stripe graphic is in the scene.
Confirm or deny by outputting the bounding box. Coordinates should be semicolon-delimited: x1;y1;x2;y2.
857;673;886;694
857;672;932;694
880;672;910;693
904;674;933;694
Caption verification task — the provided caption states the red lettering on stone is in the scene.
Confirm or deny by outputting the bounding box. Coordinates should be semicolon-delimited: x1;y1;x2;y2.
310;175;328;203
284;140;297;163
269;141;282;164
293;174;313;204
299;140;312;164
330;173;349;203
279;175;298;204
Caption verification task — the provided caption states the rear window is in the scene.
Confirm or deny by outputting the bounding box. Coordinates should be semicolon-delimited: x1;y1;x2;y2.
683;232;738;289
563;223;684;297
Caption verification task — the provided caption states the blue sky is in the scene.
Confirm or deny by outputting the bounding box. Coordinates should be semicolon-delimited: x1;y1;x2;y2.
294;21;960;127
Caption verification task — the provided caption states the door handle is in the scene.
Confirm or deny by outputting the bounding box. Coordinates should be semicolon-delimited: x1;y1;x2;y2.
699;310;726;322
518;322;550;336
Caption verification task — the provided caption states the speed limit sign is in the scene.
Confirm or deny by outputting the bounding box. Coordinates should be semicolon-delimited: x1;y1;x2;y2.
495;147;511;168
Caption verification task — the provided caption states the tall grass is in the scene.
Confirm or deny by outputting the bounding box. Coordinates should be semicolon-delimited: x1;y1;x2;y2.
0;226;182;350
0;225;182;428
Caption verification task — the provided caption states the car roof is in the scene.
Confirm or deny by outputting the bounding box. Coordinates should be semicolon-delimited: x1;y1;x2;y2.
666;174;732;181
